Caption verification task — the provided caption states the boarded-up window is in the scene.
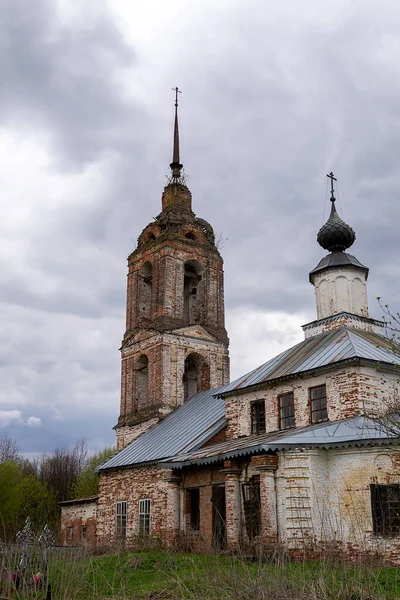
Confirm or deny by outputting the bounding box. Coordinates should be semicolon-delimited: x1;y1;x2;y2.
251;400;266;434
310;384;328;423
279;392;295;430
138;499;151;536
116;501;127;538
242;479;261;540
67;526;73;542
371;484;400;536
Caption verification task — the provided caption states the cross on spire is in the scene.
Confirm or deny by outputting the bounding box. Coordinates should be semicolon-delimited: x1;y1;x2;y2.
170;87;183;180
327;171;337;201
172;86;182;107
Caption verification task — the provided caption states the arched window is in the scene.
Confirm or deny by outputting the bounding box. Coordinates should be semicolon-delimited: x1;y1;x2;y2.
183;261;201;324
135;354;149;408
183;353;210;402
183;354;202;402
139;262;152;319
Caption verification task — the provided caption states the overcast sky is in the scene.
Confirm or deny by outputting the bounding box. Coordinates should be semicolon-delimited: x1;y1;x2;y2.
1;0;400;455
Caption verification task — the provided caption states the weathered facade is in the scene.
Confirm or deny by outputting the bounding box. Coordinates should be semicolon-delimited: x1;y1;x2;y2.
59;496;98;547
75;111;400;561
115;98;229;450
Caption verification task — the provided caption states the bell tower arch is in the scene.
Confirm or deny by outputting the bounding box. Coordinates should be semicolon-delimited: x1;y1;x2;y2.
116;91;230;449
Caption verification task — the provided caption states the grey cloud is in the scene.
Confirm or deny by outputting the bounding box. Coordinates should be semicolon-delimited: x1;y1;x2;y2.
0;0;142;168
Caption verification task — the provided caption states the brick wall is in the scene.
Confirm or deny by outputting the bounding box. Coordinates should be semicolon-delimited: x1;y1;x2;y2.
116;182;230;446
97;466;172;544
224;366;399;440
276;446;400;562
60;500;97;546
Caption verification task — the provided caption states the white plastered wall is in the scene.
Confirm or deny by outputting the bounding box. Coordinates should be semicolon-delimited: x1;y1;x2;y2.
313;267;368;320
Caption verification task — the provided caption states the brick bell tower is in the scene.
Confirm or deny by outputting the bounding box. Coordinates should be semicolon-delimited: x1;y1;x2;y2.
115;89;230;449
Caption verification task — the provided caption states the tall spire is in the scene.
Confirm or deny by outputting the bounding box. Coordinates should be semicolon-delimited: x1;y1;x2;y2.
170;87;183;180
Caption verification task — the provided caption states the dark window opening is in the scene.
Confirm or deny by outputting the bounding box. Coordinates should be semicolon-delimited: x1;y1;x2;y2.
185;232;196;240
184;261;201;323
279;392;295;430
147;233;156;242
81;525;87;540
183;353;207;402
371;484;400;537
187;488;200;534
310;384;328;423
242;479;261;540
135;354;149;409
116;501;127;538
212;485;227;550
251;400;266;434
139;262;152;318
138;499;151;536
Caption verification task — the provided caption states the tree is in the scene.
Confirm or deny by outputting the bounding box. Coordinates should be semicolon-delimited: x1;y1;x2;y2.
72;446;116;499
0;461;22;538
17;475;57;531
365;298;400;437
0;434;20;464
38;439;88;503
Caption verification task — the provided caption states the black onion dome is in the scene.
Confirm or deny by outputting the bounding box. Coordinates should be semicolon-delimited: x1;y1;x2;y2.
317;199;356;252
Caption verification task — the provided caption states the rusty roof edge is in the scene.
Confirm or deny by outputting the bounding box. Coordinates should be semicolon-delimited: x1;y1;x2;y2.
302;312;385;330
58;495;99;506
159;444;267;470
263;438;399;452
99;460;160;473
160;437;400;470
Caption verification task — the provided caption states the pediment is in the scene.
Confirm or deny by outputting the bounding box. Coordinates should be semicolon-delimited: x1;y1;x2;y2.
121;329;160;349
168;325;218;343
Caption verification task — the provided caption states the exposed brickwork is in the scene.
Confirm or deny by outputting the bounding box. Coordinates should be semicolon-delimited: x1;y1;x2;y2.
97;466;173;544
251;455;278;469
202;426;226;447
59;499;97;547
275;446;400;563
224;366;400;441
117;182;229;445
95;151;400;564
303;312;384;338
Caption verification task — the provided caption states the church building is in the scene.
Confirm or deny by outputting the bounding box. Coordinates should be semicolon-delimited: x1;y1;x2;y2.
61;97;400;561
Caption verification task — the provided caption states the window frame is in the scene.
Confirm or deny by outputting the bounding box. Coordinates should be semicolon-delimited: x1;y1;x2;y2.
116;500;127;539
81;525;87;540
310;384;328;424
371;483;400;537
278;392;295;430
250;400;266;435
138;498;151;536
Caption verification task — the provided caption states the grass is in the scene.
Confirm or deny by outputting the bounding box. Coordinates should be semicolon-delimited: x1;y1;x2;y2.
3;550;400;599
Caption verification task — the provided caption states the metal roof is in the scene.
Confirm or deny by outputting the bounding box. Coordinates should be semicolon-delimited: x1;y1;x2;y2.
161;416;399;469
216;327;400;396
310;252;368;283
98;388;226;471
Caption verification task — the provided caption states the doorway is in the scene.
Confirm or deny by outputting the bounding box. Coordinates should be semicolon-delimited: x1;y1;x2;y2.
212;485;226;550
